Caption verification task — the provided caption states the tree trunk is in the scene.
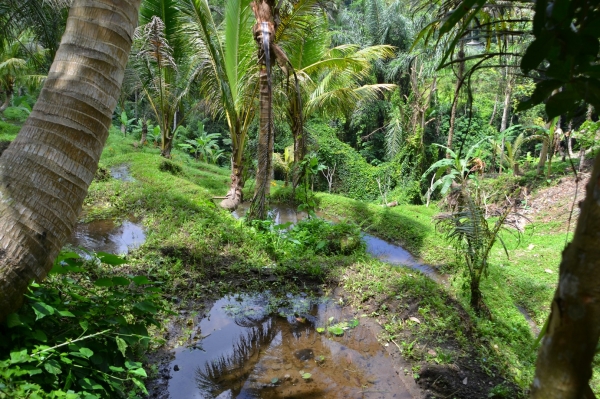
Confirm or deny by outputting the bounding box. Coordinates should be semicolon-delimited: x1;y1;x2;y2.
531;152;600;398
0;0;141;323
0;86;13;112
489;93;498;126
250;65;273;220
139;119;147;146
220;156;244;211
446;41;464;157
470;279;483;313
249;0;277;221
291;93;305;189
161;133;173;158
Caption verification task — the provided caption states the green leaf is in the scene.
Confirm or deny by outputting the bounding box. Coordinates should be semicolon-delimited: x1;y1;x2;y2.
348;319;359;328
328;326;344;336
115;336;128;358
112;277;130;286
134;301;158;314
316;327;325;333
32;302;55;320
79;348;94;358
96;252;128;265
58;310;76;318
125;360;142;370
132;276;151;285
10;349;30;364
44;359;62;375
32;330;48;342
109;365;125;372
129;368;147;378
301;372;312;379
79;320;89;332
131;377;149;395
94;278;114;287
6;313;23;328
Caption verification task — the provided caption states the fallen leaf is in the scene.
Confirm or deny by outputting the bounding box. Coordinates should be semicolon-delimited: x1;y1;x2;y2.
528;244;535;250
544;269;553;274
463;377;468;385
427;349;437;356
409;317;421;324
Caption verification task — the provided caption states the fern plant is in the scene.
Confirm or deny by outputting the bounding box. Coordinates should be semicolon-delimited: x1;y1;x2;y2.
435;190;516;314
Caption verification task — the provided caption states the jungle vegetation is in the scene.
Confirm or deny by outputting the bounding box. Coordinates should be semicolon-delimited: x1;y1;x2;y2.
1;0;600;397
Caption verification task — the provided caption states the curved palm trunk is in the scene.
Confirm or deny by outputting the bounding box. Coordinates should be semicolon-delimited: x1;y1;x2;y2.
0;0;141;322
531;152;600;398
139;119;148;146
0;84;13;112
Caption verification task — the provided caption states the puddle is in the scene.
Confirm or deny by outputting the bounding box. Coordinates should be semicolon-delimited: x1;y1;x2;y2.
362;235;444;283
233;203;443;282
68;218;146;255
111;164;135;182
516;305;540;336
166;294;414;399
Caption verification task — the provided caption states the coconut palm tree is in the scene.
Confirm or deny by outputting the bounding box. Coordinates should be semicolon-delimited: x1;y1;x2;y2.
0;0;142;322
282;29;396;187
0;32;46;112
181;0;258;210
131;0;201;158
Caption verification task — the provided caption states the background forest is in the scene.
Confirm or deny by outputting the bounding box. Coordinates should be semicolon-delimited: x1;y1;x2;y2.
1;0;600;398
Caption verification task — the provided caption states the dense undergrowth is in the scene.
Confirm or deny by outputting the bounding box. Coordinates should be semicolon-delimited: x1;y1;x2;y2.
0;129;592;397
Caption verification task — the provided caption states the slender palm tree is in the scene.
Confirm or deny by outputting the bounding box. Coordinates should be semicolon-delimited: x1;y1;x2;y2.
0;0;142;322
282;30;396;187
132;0;199;158
181;0;258;210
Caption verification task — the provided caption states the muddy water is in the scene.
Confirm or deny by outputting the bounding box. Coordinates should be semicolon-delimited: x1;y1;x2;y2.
168;294;414;399
68;219;145;255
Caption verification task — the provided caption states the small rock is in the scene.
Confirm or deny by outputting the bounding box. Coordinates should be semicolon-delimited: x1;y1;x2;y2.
462;377;468;385
284;374;291;380
544;269;554;274
528;244;535;250
427;349;437;356
409;317;421;324
173;365;180;372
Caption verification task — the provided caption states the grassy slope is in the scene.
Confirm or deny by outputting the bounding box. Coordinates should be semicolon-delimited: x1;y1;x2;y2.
270;182;573;391
95;133;529;396
0;125;576;396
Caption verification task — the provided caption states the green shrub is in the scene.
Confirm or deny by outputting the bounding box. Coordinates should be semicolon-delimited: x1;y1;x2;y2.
311;122;392;201
0;121;20;141
0;251;169;398
158;160;183;175
2;106;30;122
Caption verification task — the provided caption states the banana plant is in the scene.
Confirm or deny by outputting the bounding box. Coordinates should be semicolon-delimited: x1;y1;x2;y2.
119;111;136;135
422;137;489;206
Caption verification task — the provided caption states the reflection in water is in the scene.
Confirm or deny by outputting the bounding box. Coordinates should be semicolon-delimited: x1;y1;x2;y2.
68;219;145;255
168;295;413;399
362;234;444;283
111;164;135;182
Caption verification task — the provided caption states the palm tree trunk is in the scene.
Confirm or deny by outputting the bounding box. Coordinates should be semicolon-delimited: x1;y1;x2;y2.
250;65;273;220
220;149;245;211
249;1;276;220
0;0;141;322
0;84;13;112
139;119;148;146
531;152;600;398
446;41;464;157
